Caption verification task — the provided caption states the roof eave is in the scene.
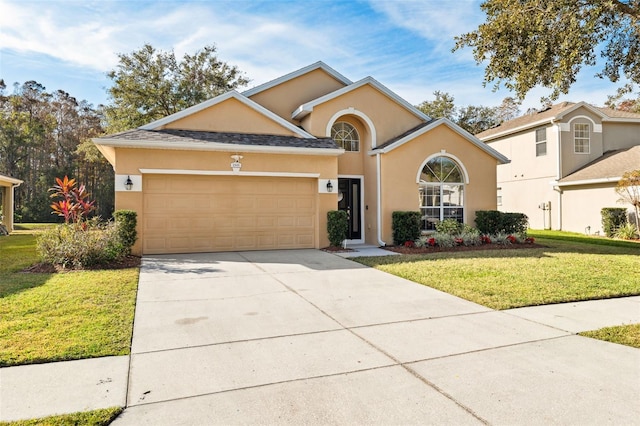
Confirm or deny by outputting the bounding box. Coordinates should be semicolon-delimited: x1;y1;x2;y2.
554;176;622;187
138;91;315;139
242;61;353;97
292;76;431;122
369;118;510;164
92;138;345;157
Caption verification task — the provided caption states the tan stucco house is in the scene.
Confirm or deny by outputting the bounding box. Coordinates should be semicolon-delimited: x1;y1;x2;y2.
94;62;508;255
0;174;23;233
477;102;640;233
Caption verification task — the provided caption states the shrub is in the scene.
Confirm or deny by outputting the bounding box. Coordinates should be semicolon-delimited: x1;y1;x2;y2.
614;222;638;240
37;221;124;268
459;231;481;246
327;210;348;247
601;207;628;237
392;211;421;245
433;232;456;248
475;210;528;235
435;218;462;235
491;233;511;245
113;210;137;254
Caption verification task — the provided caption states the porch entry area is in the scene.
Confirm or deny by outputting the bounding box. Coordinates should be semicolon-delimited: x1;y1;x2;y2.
338;177;362;241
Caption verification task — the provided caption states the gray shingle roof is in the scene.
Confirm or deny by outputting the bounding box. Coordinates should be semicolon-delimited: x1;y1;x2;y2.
98;129;339;149
559;146;640;184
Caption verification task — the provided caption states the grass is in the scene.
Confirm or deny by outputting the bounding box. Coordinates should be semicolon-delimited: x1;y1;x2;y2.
0;230;139;367
528;229;640;248
0;407;122;426
580;324;640;349
355;232;640;310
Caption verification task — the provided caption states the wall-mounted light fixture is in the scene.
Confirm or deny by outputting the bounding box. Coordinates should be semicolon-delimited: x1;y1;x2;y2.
124;175;133;191
326;180;334;192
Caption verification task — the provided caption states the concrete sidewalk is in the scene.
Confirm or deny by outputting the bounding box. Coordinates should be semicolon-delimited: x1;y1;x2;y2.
1;250;639;424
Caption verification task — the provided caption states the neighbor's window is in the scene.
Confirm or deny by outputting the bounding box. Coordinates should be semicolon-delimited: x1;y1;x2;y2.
535;128;547;157
497;187;502;206
418;156;465;231
574;123;590;153
331;122;359;151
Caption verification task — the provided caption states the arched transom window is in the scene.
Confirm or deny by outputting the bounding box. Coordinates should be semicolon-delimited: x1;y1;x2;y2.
419;156;465;231
331;122;359;151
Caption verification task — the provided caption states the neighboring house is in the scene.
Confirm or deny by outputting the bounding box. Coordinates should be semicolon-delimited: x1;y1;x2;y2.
94;62;508;255
477;102;640;233
0;174;23;233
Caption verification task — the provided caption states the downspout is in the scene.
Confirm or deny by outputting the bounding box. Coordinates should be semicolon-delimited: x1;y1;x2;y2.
376;152;386;246
554;121;563;230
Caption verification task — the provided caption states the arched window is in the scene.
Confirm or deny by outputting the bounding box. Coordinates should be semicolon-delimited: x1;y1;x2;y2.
418;156;465;231
331;122;359;151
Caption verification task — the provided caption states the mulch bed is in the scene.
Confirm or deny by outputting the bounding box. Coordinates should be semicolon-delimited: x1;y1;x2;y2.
22;255;142;273
384;243;545;255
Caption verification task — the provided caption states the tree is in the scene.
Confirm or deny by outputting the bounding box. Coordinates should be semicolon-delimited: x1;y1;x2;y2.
104;44;249;132
417;91;456;120
457;105;500;135
0;80;110;222
416;91;515;134
454;0;640;101
616;170;640;232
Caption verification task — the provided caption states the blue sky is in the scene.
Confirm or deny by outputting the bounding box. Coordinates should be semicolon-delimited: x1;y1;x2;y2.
0;0;624;113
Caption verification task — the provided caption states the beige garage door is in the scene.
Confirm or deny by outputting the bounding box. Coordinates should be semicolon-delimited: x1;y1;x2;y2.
143;175;317;254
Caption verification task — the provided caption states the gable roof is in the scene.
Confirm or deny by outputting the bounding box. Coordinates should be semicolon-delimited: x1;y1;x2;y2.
478;101;640;141
291;76;431;122
557;146;640;187
242;61;352;97
138;91;315;139
94;129;342;156
370;118;509;164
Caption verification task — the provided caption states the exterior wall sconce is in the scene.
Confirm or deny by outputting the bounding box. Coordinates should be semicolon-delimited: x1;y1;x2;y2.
326;180;334;192
124;175;133;191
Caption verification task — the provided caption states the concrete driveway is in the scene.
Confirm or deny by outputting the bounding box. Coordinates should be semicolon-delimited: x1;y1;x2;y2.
114;250;640;425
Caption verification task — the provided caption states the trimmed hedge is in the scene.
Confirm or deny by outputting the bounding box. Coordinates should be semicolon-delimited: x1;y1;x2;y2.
601;207;627;237
113;210;138;254
327;210;348;247
392;211;421;245
475;210;528;235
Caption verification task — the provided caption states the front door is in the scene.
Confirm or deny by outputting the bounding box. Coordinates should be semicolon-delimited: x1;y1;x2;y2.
338;178;362;240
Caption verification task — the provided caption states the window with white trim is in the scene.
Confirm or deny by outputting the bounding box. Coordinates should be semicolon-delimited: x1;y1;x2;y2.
418;156;465;231
574;123;590;153
535;128;547;156
331;122;359;151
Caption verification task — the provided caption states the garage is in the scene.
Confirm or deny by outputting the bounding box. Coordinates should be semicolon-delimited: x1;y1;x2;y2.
142;174;317;254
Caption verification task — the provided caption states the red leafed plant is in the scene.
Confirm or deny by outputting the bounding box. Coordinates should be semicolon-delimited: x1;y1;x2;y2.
427;237;436;247
404;240;415;248
49;176;96;223
506;235;517;244
525;237;535;244
480;235;492;244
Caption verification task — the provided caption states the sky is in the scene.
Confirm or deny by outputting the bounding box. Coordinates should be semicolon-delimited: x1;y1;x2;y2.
0;0;625;114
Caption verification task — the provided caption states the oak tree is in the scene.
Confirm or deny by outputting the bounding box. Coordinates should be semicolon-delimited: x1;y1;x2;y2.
454;0;640;100
104;44;249;132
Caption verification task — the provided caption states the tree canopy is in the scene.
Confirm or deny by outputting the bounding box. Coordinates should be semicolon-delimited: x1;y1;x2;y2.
416;91;520;134
454;0;640;101
104;44;249;132
0;81;112;221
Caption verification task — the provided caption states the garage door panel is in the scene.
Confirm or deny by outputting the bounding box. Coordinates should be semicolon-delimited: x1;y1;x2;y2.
143;176;317;254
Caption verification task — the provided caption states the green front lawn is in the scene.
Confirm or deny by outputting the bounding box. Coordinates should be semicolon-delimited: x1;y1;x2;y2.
355;232;640;310
0;231;139;367
580;324;640;349
0;407;122;426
